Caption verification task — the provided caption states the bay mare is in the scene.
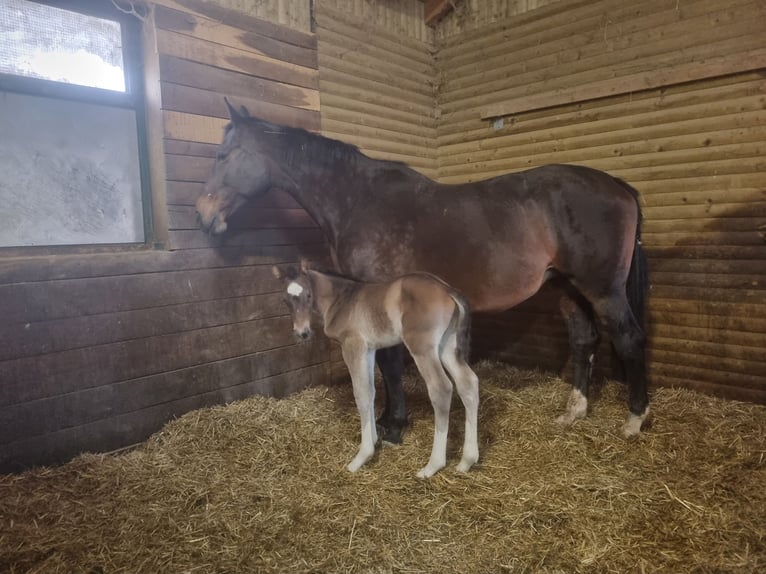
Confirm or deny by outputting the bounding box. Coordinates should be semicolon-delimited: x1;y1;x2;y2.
272;262;479;478
197;100;650;440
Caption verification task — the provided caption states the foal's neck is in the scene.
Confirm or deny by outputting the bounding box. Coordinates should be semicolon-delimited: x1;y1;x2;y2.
308;271;358;324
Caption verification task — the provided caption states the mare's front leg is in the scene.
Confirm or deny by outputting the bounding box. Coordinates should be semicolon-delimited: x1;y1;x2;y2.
375;344;408;444
342;339;378;472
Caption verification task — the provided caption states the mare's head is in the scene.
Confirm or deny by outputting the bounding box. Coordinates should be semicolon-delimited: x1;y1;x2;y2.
196;99;285;235
272;260;314;341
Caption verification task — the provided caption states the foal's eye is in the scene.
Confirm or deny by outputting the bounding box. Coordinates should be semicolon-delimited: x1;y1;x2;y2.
216;151;228;161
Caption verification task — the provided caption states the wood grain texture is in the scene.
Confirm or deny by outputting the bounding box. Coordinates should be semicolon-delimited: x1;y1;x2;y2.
1;4;328;470
438;0;766;402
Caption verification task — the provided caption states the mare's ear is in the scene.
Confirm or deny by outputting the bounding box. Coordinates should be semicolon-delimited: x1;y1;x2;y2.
299;259;310;273
224;97;244;124
271;266;282;279
239;104;250;117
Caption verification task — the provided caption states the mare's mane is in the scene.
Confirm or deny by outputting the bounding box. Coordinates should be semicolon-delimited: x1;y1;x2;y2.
228;116;425;178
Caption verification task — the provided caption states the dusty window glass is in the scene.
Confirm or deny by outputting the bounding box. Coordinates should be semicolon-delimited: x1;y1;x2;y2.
0;0;126;91
0;0;148;248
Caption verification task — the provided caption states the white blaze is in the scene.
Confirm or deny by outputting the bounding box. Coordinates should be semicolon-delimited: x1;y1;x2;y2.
287;282;303;296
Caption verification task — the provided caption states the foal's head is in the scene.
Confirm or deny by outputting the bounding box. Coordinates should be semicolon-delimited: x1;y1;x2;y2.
272;261;314;341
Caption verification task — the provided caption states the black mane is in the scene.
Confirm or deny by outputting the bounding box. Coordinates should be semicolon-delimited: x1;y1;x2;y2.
233;115;420;176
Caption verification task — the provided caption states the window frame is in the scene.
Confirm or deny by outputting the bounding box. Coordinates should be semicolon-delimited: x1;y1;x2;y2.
0;0;154;255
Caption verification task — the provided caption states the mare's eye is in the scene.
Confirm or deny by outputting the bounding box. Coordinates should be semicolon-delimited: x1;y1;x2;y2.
216;151;228;161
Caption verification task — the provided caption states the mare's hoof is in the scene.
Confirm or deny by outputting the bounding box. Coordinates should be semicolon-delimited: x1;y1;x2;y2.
376;419;406;445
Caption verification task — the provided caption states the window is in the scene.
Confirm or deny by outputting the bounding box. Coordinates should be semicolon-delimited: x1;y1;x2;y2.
0;0;150;248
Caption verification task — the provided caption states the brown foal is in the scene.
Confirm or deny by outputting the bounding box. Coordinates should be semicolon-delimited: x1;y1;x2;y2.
272;261;479;478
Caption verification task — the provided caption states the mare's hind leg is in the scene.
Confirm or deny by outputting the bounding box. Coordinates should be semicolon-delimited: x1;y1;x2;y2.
342;340;378;472
375;344;408;444
409;348;454;478
440;332;479;473
591;291;649;437
556;289;600;427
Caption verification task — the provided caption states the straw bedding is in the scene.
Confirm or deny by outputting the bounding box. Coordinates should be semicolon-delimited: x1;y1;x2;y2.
1;361;764;574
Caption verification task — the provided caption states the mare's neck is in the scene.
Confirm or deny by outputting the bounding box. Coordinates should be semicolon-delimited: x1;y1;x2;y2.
266;134;370;246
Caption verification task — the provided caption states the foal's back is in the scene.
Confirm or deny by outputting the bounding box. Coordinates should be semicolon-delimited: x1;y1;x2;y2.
329;273;460;350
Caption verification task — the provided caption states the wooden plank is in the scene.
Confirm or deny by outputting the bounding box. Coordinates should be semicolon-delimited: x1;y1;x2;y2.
0;340;329;445
0;244;316;285
446;2;765;108
0;265;284;325
168;228;326;250
167;205;316;231
165;152;213;182
317;51;434;101
319;91;437;129
482;48;766;118
165;180;301;208
0;314;301;408
318;66;434;111
437;74;765;143
156;29;319;90
159;55;320;112
163;138;218;158
315;5;435;67
154;5;318;69
161;82;320;132
0;364;326;471
318;31;434;90
162;110;228;144
651;375;766;405
151;0;317;49
0;291;286;362
320;118;434;150
443;0;758;89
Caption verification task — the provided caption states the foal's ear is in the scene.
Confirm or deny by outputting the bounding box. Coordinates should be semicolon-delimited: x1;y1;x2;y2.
299;259;310;273
271;266;282;279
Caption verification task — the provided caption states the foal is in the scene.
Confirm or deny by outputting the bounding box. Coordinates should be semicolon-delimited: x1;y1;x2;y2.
272;261;479;478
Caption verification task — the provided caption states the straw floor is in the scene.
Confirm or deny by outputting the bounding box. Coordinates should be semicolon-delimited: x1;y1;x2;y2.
1;361;765;574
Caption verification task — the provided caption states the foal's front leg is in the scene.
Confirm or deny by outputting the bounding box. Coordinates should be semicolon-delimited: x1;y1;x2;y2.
342;339;377;472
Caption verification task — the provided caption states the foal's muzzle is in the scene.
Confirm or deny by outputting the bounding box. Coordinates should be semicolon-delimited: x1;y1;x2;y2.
294;327;312;341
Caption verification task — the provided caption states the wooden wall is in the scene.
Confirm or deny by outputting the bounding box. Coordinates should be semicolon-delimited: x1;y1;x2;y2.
0;0;329;472
315;3;438;179
319;0;432;41
434;0;559;39
436;0;766;402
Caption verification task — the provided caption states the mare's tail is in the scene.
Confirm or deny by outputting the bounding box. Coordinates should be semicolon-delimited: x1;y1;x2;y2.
613;177;650;380
616;177;649;331
448;289;473;363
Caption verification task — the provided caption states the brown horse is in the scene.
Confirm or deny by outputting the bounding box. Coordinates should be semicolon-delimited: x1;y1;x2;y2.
197;100;650;440
272;261;479;477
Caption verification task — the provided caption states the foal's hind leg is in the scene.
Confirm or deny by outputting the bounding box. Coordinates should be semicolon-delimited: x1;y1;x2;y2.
375;344;408;444
591;292;649;437
441;332;479;473
410;348;454;478
556;289;600;427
